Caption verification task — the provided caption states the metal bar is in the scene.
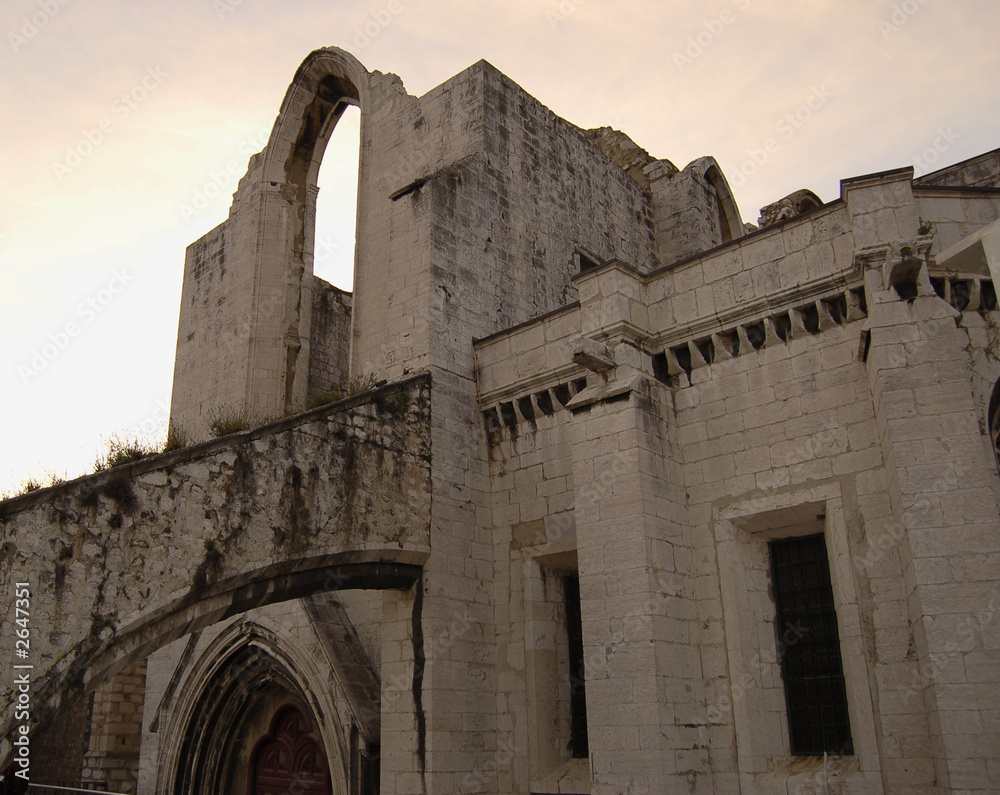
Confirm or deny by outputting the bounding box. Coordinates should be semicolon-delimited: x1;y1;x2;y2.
28;785;127;795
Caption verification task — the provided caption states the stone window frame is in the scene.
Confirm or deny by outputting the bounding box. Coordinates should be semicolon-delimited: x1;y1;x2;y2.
714;481;883;789
521;545;592;794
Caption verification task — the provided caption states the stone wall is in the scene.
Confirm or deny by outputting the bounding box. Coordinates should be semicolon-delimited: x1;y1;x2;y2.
307;276;352;400
915;147;1000;189
475;167;1000;792
81;659;147;793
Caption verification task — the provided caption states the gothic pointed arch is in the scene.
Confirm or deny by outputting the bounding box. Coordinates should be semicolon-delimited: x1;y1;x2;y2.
158;618;350;795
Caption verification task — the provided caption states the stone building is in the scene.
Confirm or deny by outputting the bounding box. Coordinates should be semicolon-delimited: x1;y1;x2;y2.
3;46;1000;793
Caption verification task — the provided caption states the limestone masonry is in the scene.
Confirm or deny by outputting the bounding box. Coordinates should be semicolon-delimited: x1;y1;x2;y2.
3;47;1000;793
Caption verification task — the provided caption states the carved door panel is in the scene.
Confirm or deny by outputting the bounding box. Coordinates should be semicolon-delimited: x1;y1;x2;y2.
249;705;332;795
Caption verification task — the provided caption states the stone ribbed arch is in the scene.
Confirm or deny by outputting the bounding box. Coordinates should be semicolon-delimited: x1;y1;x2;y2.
701;159;745;243
649;154;745;266
261;47;370;192
160;618;350;795
250;48;372;416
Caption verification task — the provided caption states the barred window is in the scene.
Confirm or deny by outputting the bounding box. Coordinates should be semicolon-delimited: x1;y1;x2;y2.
769;534;854;755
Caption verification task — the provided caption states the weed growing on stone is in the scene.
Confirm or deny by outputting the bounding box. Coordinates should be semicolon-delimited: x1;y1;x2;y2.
208;404;279;437
94;435;157;471
307;374;382;409
162;424;189;452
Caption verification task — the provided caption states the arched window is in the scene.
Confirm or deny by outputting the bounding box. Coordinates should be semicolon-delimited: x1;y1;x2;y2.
314;104;360;291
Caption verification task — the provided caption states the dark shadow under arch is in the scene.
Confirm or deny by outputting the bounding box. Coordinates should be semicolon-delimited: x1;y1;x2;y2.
988;378;1000;476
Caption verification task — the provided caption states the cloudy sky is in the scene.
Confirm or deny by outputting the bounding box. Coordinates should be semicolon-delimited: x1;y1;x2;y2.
1;0;998;494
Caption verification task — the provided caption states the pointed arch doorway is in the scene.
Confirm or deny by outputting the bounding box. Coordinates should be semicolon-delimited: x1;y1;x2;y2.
248;704;332;795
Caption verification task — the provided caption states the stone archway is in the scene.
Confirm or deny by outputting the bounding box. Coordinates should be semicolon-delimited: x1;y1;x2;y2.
163;619;351;795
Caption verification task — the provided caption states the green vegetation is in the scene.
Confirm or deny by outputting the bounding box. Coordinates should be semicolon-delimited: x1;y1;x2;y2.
207;404;280;438
17;478;41;495
162;425;189;452
94;435;158;472
307;374;382;409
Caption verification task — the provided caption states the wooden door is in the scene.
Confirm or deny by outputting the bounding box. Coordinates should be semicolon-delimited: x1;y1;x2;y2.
249;705;332;795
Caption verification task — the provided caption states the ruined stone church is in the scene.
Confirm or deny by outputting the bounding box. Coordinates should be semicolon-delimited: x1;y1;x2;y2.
3;47;1000;793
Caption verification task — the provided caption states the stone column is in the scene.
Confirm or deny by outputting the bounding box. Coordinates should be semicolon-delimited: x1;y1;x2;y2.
568;263;702;793
863;240;1000;792
81;659;148;794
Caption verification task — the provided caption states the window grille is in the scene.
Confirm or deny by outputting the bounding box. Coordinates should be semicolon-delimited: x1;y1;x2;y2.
769;534;854;755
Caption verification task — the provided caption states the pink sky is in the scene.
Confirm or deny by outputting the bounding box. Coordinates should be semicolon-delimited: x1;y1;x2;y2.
1;0;998;493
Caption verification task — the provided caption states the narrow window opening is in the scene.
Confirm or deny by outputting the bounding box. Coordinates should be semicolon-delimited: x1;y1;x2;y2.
798;304;820;334
314;104;360;291
718;329;741;357
772;313;792;342
694;337;715;365
980;280;997;311
768;534;853;756
552;384;572;407
852;287;869;315
575;250;600;273
671;344;693;375
564;574;589;758
950;279;971;312
535;390;554;416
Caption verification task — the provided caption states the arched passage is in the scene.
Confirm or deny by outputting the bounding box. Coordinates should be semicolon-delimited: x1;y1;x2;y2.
161;619;351;795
